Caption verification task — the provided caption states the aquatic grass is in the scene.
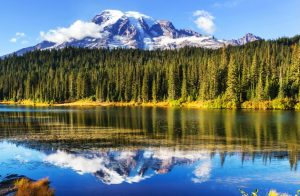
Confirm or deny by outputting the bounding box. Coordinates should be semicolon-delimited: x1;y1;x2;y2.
2;97;299;110
267;190;290;196
239;189;299;196
239;188;258;196
295;102;300;110
241;99;297;110
14;178;54;196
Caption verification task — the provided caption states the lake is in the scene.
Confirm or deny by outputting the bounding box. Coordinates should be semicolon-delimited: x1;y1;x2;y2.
0;105;299;195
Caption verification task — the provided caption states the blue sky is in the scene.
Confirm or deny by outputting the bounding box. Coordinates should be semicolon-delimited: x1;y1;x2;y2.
1;0;300;56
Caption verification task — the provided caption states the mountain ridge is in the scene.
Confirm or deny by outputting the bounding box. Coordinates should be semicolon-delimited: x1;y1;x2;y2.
10;10;262;56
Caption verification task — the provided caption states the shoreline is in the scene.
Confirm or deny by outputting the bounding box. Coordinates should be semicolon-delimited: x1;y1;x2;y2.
0;99;299;110
0;100;171;108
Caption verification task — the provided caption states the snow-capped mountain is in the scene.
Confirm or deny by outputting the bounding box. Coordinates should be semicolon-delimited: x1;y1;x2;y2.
12;10;262;56
223;33;262;46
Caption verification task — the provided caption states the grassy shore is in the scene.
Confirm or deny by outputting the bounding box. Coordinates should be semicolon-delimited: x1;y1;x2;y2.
0;98;299;110
0;99;171;108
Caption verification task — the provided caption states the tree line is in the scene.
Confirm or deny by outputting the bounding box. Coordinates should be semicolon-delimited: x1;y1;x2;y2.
0;36;299;105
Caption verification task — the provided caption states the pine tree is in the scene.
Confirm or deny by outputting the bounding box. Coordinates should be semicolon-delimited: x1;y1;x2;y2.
168;65;176;100
152;78;157;102
226;55;240;104
290;44;300;98
209;58;218;99
25;76;31;99
278;69;285;99
68;72;75;100
250;54;258;98
142;69;149;102
76;72;82;99
181;66;187;101
257;73;265;100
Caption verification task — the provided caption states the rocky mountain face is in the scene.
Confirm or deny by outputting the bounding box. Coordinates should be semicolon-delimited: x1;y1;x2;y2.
12;10;262;56
224;33;262;46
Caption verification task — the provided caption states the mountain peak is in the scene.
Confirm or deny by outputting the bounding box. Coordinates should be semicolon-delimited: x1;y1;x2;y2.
125;11;152;19
9;10;263;56
101;9;124;15
93;10;153;24
222;33;261;46
92;10;124;25
157;20;173;26
243;33;261;40
238;33;262;44
244;33;257;37
98;10;152;19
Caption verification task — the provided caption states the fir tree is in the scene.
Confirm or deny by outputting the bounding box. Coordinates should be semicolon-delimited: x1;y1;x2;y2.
226;55;240;104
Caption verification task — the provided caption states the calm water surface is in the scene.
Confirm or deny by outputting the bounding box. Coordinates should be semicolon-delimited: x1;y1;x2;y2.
0;105;299;195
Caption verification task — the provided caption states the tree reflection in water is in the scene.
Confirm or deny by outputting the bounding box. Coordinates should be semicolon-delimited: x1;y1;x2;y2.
0;106;299;195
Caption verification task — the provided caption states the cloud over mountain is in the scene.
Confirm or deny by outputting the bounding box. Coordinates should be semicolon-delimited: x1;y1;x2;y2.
9;10;261;56
40;20;103;44
193;10;216;34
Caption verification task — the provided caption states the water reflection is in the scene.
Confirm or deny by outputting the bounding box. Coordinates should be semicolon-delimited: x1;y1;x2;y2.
0;141;212;185
1;141;299;195
44;148;211;185
0;106;299;154
0;105;300;195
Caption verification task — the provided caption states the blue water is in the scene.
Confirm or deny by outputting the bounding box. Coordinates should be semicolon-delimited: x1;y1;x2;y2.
0;105;299;195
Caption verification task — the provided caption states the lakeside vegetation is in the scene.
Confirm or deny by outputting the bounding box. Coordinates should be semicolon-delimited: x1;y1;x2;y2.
240;189;300;196
0;36;299;109
1;98;299;110
0;176;54;196
14;178;54;196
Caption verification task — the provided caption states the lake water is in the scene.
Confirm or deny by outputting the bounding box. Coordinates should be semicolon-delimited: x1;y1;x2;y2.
0;105;299;195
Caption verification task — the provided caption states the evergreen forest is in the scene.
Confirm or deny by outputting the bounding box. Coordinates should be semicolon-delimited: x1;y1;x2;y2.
0;36;299;108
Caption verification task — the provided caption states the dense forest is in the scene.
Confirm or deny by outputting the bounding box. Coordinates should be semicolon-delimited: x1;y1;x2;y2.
0;36;299;108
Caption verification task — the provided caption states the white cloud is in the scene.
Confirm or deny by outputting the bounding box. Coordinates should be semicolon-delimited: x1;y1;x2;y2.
44;150;103;174
10;32;27;43
40;20;102;44
16;32;26;37
193;10;216;34
192;161;212;183
10;38;17;43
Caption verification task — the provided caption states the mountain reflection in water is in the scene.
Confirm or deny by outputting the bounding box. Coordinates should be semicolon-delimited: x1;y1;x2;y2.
44;148;211;185
0;105;299;195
